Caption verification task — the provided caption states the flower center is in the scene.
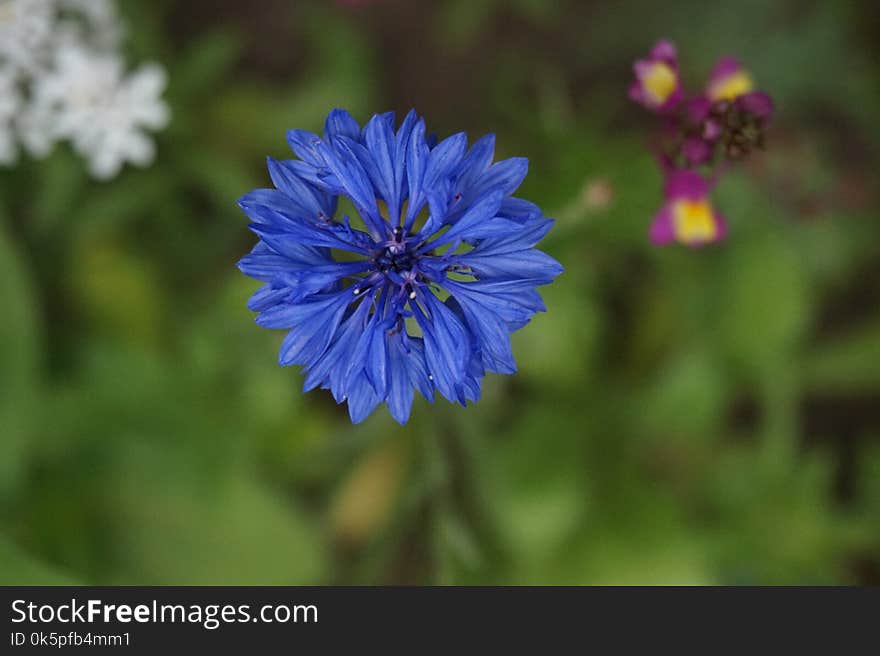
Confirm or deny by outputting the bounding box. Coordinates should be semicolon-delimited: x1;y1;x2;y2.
369;224;421;282
673;199;717;244
375;244;417;274
708;70;754;102
643;62;678;106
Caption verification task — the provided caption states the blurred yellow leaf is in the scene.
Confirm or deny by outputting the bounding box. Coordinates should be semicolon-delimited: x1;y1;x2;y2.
329;438;409;546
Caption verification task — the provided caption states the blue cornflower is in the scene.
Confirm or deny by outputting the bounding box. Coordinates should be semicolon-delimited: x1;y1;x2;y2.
237;108;562;424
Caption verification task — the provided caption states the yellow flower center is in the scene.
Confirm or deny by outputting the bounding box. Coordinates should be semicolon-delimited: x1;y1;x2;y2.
708;70;754;102
673;199;717;244
643;62;678;106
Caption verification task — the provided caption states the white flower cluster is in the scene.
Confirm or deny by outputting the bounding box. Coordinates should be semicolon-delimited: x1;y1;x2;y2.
0;0;169;179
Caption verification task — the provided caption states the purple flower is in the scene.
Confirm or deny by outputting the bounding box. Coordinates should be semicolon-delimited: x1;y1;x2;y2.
632;41;775;247
682;135;712;165
706;57;774;126
629;40;683;112
682;64;775;163
649;170;727;247
706;57;755;103
736;90;774;121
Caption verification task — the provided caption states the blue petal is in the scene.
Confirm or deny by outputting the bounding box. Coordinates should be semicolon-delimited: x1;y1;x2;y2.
240;190;369;253
347;308;392;398
317;137;386;237
303;299;371;399
447;157;529;223
247;284;290;312
442;278;544;325
286;129;325;166
454;133;495;191
426;189;504;248
346;370;382;424
393;111;419;215
267;157;335;218
413;293;471;405
247;220;360;255
237;246;328;282
365;113;398;217
402;335;434;402
444;291;516;374
497;197;543;223
276;293;354;367
474;216;555;252
255;289;354;329
404;119;429;228
422;179;454;235
423;132;467;192
444;297;488;397
324;108;361;141
386;334;414;424
275;261;371;301
474;157;529;196
453;249;563;282
279;158;335;194
413;132;467;230
461;349;485;402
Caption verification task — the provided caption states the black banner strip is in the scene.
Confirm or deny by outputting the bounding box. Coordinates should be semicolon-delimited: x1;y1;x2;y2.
2;586;876;651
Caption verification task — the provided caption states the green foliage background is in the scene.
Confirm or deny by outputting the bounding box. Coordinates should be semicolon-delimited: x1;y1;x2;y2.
1;0;878;585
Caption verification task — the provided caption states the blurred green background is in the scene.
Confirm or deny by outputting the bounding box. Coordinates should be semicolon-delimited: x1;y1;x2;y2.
1;0;879;585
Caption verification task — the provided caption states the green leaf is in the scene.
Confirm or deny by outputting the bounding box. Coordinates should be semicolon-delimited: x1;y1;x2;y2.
805;320;880;393
639;349;729;441
0;223;41;497
31;150;87;236
70;240;166;350
105;445;328;585
0;536;80;585
713;226;810;372
170;29;242;104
